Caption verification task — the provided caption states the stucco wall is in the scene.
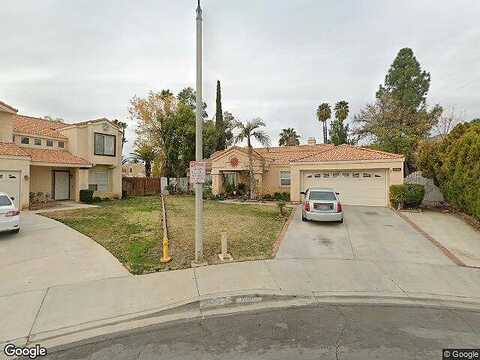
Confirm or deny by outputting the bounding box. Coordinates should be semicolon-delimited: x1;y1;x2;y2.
30;166;53;196
13;134;67;150
0;113;14;143
262;165;291;195
0;156;31;209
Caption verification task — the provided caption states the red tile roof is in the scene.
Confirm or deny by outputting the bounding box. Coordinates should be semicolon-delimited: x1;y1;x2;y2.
21;148;90;165
210;144;403;165
256;144;334;164
13;115;69;139
293;144;404;162
0;142;30;157
211;144;335;165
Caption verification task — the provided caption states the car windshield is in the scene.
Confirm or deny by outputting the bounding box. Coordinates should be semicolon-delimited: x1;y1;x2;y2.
0;195;12;206
309;191;336;201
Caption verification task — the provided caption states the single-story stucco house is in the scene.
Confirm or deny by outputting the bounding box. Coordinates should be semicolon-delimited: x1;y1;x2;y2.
209;138;405;207
0;100;123;209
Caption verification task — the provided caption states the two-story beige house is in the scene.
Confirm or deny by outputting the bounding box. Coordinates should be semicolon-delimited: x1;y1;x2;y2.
0;100;123;209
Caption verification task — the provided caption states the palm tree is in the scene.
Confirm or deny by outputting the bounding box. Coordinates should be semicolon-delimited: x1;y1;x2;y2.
278;128;300;146
234;118;271;199
334;101;349;122
130;144;157;178
316;103;331;144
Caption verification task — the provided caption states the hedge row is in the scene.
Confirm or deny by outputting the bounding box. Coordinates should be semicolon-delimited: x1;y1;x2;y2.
417;120;480;220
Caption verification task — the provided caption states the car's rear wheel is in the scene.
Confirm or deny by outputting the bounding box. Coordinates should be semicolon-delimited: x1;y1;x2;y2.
302;214;308;222
338;218;344;224
12;228;20;233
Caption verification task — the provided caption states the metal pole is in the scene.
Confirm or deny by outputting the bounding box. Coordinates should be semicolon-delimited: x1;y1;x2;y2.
195;0;204;263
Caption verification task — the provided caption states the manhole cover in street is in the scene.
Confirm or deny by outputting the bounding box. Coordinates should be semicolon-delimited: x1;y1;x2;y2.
364;211;378;215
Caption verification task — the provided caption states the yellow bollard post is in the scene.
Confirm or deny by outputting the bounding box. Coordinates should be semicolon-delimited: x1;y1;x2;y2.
161;234;171;263
160;194;172;263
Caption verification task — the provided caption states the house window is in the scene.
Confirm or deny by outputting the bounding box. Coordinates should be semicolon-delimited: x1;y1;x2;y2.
46;140;53;147
58;141;65;148
323;173;330;178
342;172;350;177
34;138;42;146
89;169;109;192
280;171;291;186
21;137;29;144
332;172;340;178
353;172;360;178
314;174;321;178
94;133;116;156
363;173;372;178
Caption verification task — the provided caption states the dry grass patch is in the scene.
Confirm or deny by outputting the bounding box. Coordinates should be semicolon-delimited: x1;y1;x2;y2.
44;196;290;274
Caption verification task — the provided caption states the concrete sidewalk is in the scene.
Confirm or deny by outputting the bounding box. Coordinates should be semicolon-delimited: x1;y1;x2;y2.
2;258;480;353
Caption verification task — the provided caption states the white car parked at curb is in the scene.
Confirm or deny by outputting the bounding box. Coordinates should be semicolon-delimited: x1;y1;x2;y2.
0;192;20;233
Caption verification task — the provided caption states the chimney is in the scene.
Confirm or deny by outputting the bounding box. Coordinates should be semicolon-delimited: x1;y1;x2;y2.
307;137;316;145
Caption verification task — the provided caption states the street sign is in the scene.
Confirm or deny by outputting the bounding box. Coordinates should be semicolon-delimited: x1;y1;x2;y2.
190;161;207;184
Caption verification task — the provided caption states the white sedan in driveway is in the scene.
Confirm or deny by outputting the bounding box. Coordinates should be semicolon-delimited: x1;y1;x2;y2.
301;187;343;223
0;192;20;233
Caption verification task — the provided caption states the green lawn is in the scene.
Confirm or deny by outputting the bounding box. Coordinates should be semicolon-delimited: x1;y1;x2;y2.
45;196;290;274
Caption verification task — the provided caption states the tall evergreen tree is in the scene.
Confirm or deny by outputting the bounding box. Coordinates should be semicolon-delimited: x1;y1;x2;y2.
215;80;226;150
376;48;431;111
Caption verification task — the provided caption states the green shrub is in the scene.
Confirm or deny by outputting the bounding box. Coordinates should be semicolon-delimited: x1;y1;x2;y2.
273;192;290;202
262;194;273;201
277;201;287;217
122;190;128;199
417;121;480;220
390;184;425;209
92;196;103;203
203;186;213;200
79;189;94;204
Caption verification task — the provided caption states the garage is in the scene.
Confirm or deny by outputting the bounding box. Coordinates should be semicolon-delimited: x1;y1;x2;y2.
302;169;387;207
0;170;21;209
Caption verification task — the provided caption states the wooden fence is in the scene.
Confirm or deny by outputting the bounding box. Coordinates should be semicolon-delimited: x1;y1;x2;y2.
122;177;190;197
122;177;162;196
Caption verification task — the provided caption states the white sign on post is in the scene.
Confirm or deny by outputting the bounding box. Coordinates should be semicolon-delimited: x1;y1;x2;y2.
190;161;207;184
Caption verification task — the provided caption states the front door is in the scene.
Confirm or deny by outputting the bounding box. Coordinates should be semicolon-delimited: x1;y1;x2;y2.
54;171;70;200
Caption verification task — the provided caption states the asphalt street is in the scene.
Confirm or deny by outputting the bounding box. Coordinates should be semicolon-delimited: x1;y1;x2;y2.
43;303;480;360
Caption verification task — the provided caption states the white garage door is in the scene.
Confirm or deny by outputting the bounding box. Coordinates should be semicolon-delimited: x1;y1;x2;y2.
302;169;387;207
0;171;21;209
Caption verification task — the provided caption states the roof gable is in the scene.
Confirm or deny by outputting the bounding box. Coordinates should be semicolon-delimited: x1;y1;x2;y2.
14;115;68;139
0;100;18;114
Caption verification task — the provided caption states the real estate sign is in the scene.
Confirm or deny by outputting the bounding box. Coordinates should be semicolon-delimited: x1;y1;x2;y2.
190;161;207;184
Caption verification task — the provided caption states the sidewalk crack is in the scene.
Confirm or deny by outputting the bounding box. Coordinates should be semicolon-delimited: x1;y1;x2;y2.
192;268;201;297
26;287;50;345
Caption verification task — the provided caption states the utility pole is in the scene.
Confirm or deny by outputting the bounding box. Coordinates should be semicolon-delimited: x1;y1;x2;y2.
194;0;204;265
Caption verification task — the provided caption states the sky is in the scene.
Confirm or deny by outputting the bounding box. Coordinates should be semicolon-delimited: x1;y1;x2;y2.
2;0;480;155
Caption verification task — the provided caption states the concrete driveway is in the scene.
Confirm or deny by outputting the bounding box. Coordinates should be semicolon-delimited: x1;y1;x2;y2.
277;205;452;265
0;212;128;296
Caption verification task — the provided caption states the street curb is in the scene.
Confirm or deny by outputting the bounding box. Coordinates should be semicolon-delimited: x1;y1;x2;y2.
271;206;296;257
25;290;480;354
